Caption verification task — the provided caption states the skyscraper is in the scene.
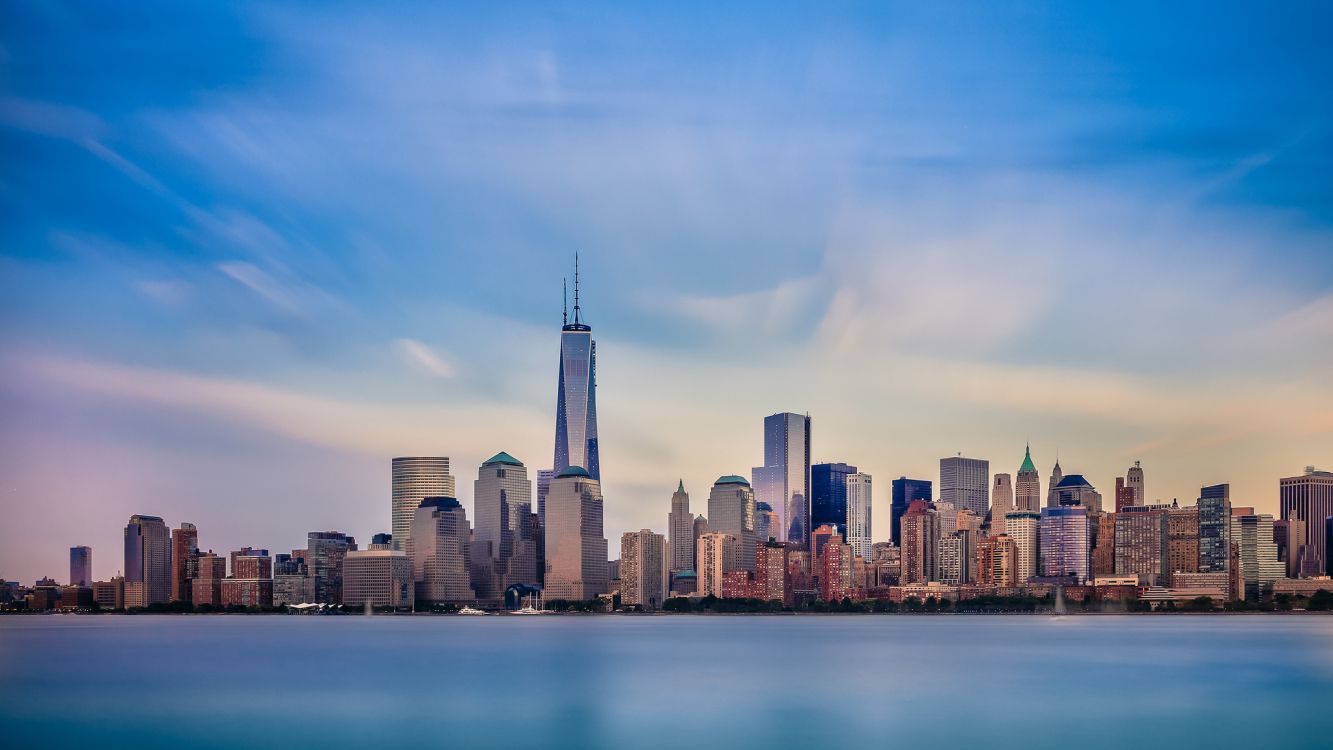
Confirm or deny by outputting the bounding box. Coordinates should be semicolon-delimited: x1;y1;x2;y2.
170;522;198;603
752;412;811;548
342;550;414;611
1198;484;1232;574
1126;461;1145;506
1115;505;1170;586
1015;445;1041;513
901;501;938;584
940;455;989;519
1051;474;1103;513
407;496;474;604
307;531;357;605
668;480;694;571
1005;511;1040;584
938;529;975;585
1114;477;1135;513
811;462;857;538
69;546;91;587
846;472;873;560
123;515;170;608
754;502;779;547
1167;503;1200;583
890;477;933;546
552;257;600;482
543;466;608;601
620;530;667;609
697;532;739;598
1279;467;1333;577
1040;506;1090;583
978;534;1017;588
472;452;538;597
391;457;455;552
1231;511;1283;601
991;474;1014;531
755;541;790;605
708;475;757;573
1046;459;1064;508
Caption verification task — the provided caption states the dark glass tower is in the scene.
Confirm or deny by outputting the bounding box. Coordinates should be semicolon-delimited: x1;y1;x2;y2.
811;462;858;538
553;256;599;480
891;477;933;546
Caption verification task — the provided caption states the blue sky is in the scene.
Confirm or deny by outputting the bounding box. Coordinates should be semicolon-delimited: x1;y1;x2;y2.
2;2;1331;582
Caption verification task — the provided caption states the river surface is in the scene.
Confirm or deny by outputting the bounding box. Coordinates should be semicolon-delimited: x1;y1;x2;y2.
2;614;1331;749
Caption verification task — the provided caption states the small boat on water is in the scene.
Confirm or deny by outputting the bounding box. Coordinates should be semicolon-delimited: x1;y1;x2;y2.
510;592;550;615
458;606;488;616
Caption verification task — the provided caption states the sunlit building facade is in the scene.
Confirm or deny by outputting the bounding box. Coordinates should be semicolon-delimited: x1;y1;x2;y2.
752;412;811;548
407;496;475;604
391;457;455;552
543;467;608;601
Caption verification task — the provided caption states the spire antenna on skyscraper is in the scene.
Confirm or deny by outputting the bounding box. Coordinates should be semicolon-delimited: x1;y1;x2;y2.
573;252;582;325
563;277;568;326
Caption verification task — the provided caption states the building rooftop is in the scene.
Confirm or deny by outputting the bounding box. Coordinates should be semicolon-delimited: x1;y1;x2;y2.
1055;474;1092;488
419;496;461;509
715;475;750;486
483;451;524;467
1018;444;1037;475
557;466;591;479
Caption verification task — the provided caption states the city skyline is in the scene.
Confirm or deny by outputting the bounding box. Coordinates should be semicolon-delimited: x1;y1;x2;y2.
3;3;1333;584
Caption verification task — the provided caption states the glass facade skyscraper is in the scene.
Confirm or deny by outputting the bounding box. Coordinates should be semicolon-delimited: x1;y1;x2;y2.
472;452;538;597
1197;484;1231;574
553;258;599;481
390;457;455;552
708;475;757;573
940;456;989;519
846;473;873;560
1279;467;1333;577
1040;506;1090;583
811;462;857;538
891;477;933;545
751;412;811;548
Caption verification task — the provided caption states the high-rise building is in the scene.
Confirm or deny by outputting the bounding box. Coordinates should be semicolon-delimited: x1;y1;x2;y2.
391;457;455;552
222;549;272;608
901;501;938;584
940;456;989;519
811;462;857;538
890;477;933;546
1046;458;1064;508
1115;505;1170;586
1231;511;1283;601
1198;484;1232;574
668;480;694;571
1051;474;1103;513
620;530;667;610
342;550;414;610
754;540;790;605
123;515;170;608
92;577;125;610
937;529;976;585
991;474;1014;532
752;412;811;548
169;523;198;603
1039;506;1089;583
307;531;357;605
697;532;739;598
537;469;556;528
543;466;608;601
846;473;873;560
1126;461;1145;506
818;533;854;601
553;257;600;482
191;554;227;608
1167;503;1200;583
754;502;779;547
1015;445;1041;513
1004;511;1040;584
273;553;315;606
708;475;757;573
1091;512;1116;578
472;452;538;598
1326;517;1333;576
978;534;1017;588
69;546;91;587
1279;467;1333;577
693;515;708;559
407;496;475;604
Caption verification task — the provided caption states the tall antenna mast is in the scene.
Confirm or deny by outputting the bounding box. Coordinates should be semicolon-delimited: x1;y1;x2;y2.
563;278;568;326
572;252;582;324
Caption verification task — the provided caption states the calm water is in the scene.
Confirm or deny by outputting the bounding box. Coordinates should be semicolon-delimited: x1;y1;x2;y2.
2;614;1331;749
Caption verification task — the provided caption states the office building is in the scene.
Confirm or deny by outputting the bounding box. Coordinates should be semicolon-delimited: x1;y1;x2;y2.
754;502;779;547
92;577;124;610
891;477;933;546
222;549;272;608
191;554;227;608
123;515;170;608
708;475;757;573
1051;474;1103;514
307;531;357;605
169;523;198;603
407;496;475;604
668;480;694;571
1116;505;1171;586
1126;461;1145;506
1198;484;1232;574
940;455;989;519
846;472;873;559
754;541;790;605
552;257;601;488
1114;477;1135;513
69;546;91;587
991;474;1014;532
342;550;414;610
819;534;854;601
1040;506;1090;584
901;501;938;584
620;529;667;610
938;529;975;585
1167;503;1200;582
473;452;539;598
811;462;857;538
978;534;1017;588
543;466;608;601
752;412;811;548
1231;511;1283;601
1046;459;1063;508
697;532;740;598
273;553;315;606
1280;467;1333;577
391;457;455;552
1015;445;1041;513
1091;513;1116;577
1005;511;1040;584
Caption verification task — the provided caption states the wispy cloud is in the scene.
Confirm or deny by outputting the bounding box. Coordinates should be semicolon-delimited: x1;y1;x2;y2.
393;338;456;378
217;261;309;317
